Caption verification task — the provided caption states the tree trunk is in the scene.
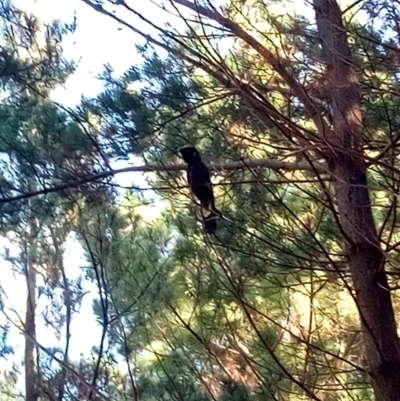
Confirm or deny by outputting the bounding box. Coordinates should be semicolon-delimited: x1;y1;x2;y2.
313;0;400;399
25;220;38;401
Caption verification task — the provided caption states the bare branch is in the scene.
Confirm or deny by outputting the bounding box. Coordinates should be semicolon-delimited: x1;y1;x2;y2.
0;158;326;204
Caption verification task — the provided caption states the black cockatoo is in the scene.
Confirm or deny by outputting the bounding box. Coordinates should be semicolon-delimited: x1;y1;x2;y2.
180;146;219;234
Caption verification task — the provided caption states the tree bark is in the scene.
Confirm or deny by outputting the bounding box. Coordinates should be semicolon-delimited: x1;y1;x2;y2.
313;0;400;399
25;219;38;401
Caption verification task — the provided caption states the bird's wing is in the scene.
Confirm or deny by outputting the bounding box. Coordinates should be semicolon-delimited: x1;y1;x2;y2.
193;162;212;186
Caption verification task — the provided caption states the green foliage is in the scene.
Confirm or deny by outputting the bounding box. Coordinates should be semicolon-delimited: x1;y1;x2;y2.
73;1;400;396
0;2;115;400
2;0;400;400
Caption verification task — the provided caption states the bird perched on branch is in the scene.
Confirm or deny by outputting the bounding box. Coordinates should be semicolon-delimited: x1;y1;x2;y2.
180;146;219;234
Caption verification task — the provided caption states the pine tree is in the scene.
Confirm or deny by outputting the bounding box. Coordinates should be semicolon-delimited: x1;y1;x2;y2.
80;0;400;399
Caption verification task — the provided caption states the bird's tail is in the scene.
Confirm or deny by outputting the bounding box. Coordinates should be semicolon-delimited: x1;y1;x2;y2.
201;201;220;234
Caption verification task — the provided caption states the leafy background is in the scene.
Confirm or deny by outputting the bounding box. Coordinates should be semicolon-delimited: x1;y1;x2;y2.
0;0;399;400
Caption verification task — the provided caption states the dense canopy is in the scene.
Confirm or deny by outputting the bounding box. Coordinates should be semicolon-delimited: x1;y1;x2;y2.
0;0;400;400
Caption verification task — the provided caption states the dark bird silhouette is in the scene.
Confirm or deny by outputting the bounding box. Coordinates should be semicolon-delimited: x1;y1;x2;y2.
180;146;219;234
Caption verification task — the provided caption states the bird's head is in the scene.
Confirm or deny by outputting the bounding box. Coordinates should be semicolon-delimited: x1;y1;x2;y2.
179;146;202;164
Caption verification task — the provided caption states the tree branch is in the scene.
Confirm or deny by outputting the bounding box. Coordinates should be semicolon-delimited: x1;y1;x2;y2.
0;158;325;204
170;0;330;136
